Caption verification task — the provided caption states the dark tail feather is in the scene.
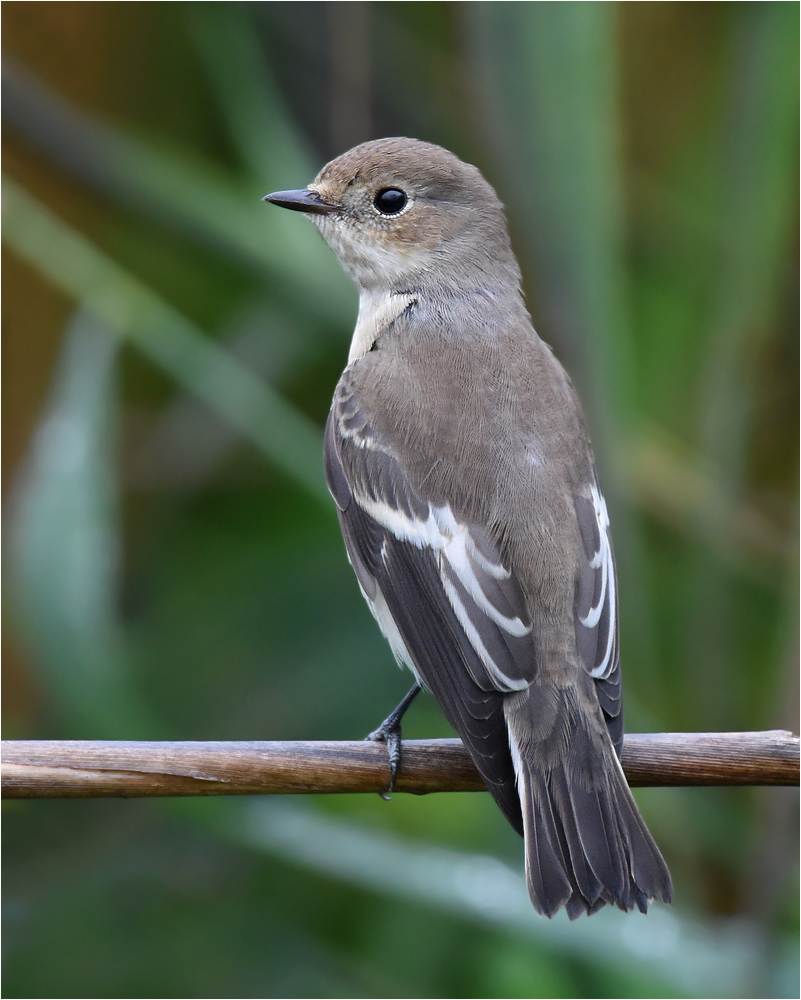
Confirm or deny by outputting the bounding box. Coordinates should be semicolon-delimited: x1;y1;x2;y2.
518;774;574;916
513;733;672;919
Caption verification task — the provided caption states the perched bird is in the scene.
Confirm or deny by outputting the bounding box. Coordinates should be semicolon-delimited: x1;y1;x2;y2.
265;137;672;918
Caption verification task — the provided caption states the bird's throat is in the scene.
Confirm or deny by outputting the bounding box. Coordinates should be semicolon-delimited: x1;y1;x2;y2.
349;289;416;363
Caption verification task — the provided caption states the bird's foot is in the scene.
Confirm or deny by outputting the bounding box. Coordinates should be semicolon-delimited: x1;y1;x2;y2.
365;683;422;799
366;719;403;800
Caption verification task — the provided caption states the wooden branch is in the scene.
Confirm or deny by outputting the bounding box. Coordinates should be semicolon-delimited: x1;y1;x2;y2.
2;732;797;799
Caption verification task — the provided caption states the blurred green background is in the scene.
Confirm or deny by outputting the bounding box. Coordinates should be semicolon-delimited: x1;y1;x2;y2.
2;3;798;998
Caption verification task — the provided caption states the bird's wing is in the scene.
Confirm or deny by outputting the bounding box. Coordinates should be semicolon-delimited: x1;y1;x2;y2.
574;485;622;755
325;399;536;833
325;379;624;816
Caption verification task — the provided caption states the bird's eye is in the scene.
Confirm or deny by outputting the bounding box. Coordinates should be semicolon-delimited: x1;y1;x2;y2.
373;188;408;215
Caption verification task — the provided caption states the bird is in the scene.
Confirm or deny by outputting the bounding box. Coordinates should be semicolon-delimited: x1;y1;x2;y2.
264;137;672;918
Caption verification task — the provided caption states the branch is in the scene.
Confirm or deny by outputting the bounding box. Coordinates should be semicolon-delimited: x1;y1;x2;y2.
2;732;797;799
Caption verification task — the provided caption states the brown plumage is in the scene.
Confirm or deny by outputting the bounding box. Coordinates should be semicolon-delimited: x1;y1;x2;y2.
266;137;672;918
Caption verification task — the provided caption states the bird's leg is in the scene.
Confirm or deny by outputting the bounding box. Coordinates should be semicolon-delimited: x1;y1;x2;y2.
366;683;422;799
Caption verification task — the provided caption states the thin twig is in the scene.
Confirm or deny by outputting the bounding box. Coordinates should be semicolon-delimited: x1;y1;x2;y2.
2;732;797;799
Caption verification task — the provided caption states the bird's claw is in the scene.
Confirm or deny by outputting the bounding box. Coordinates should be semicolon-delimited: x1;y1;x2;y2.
365;683;421;800
366;720;402;798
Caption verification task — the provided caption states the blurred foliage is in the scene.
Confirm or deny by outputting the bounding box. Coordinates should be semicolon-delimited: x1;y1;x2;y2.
2;3;798;998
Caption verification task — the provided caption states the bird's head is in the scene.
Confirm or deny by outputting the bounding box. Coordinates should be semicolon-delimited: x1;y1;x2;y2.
264;137;520;294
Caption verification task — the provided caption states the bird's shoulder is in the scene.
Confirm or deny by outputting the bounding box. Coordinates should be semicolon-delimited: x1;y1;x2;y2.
332;302;594;508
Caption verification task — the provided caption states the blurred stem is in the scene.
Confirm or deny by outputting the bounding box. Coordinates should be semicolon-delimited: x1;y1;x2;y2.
699;4;798;478
2;59;353;323
183;3;316;182
2;177;329;504
8;311;155;736
688;5;798;729
328;2;372;152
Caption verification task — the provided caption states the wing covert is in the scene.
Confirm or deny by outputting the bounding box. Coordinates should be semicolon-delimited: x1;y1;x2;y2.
324;393;540;833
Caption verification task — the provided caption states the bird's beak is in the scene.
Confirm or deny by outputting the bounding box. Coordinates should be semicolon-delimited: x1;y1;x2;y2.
262;189;338;215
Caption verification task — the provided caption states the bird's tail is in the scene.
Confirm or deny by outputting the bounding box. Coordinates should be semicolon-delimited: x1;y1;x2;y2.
505;685;672;919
